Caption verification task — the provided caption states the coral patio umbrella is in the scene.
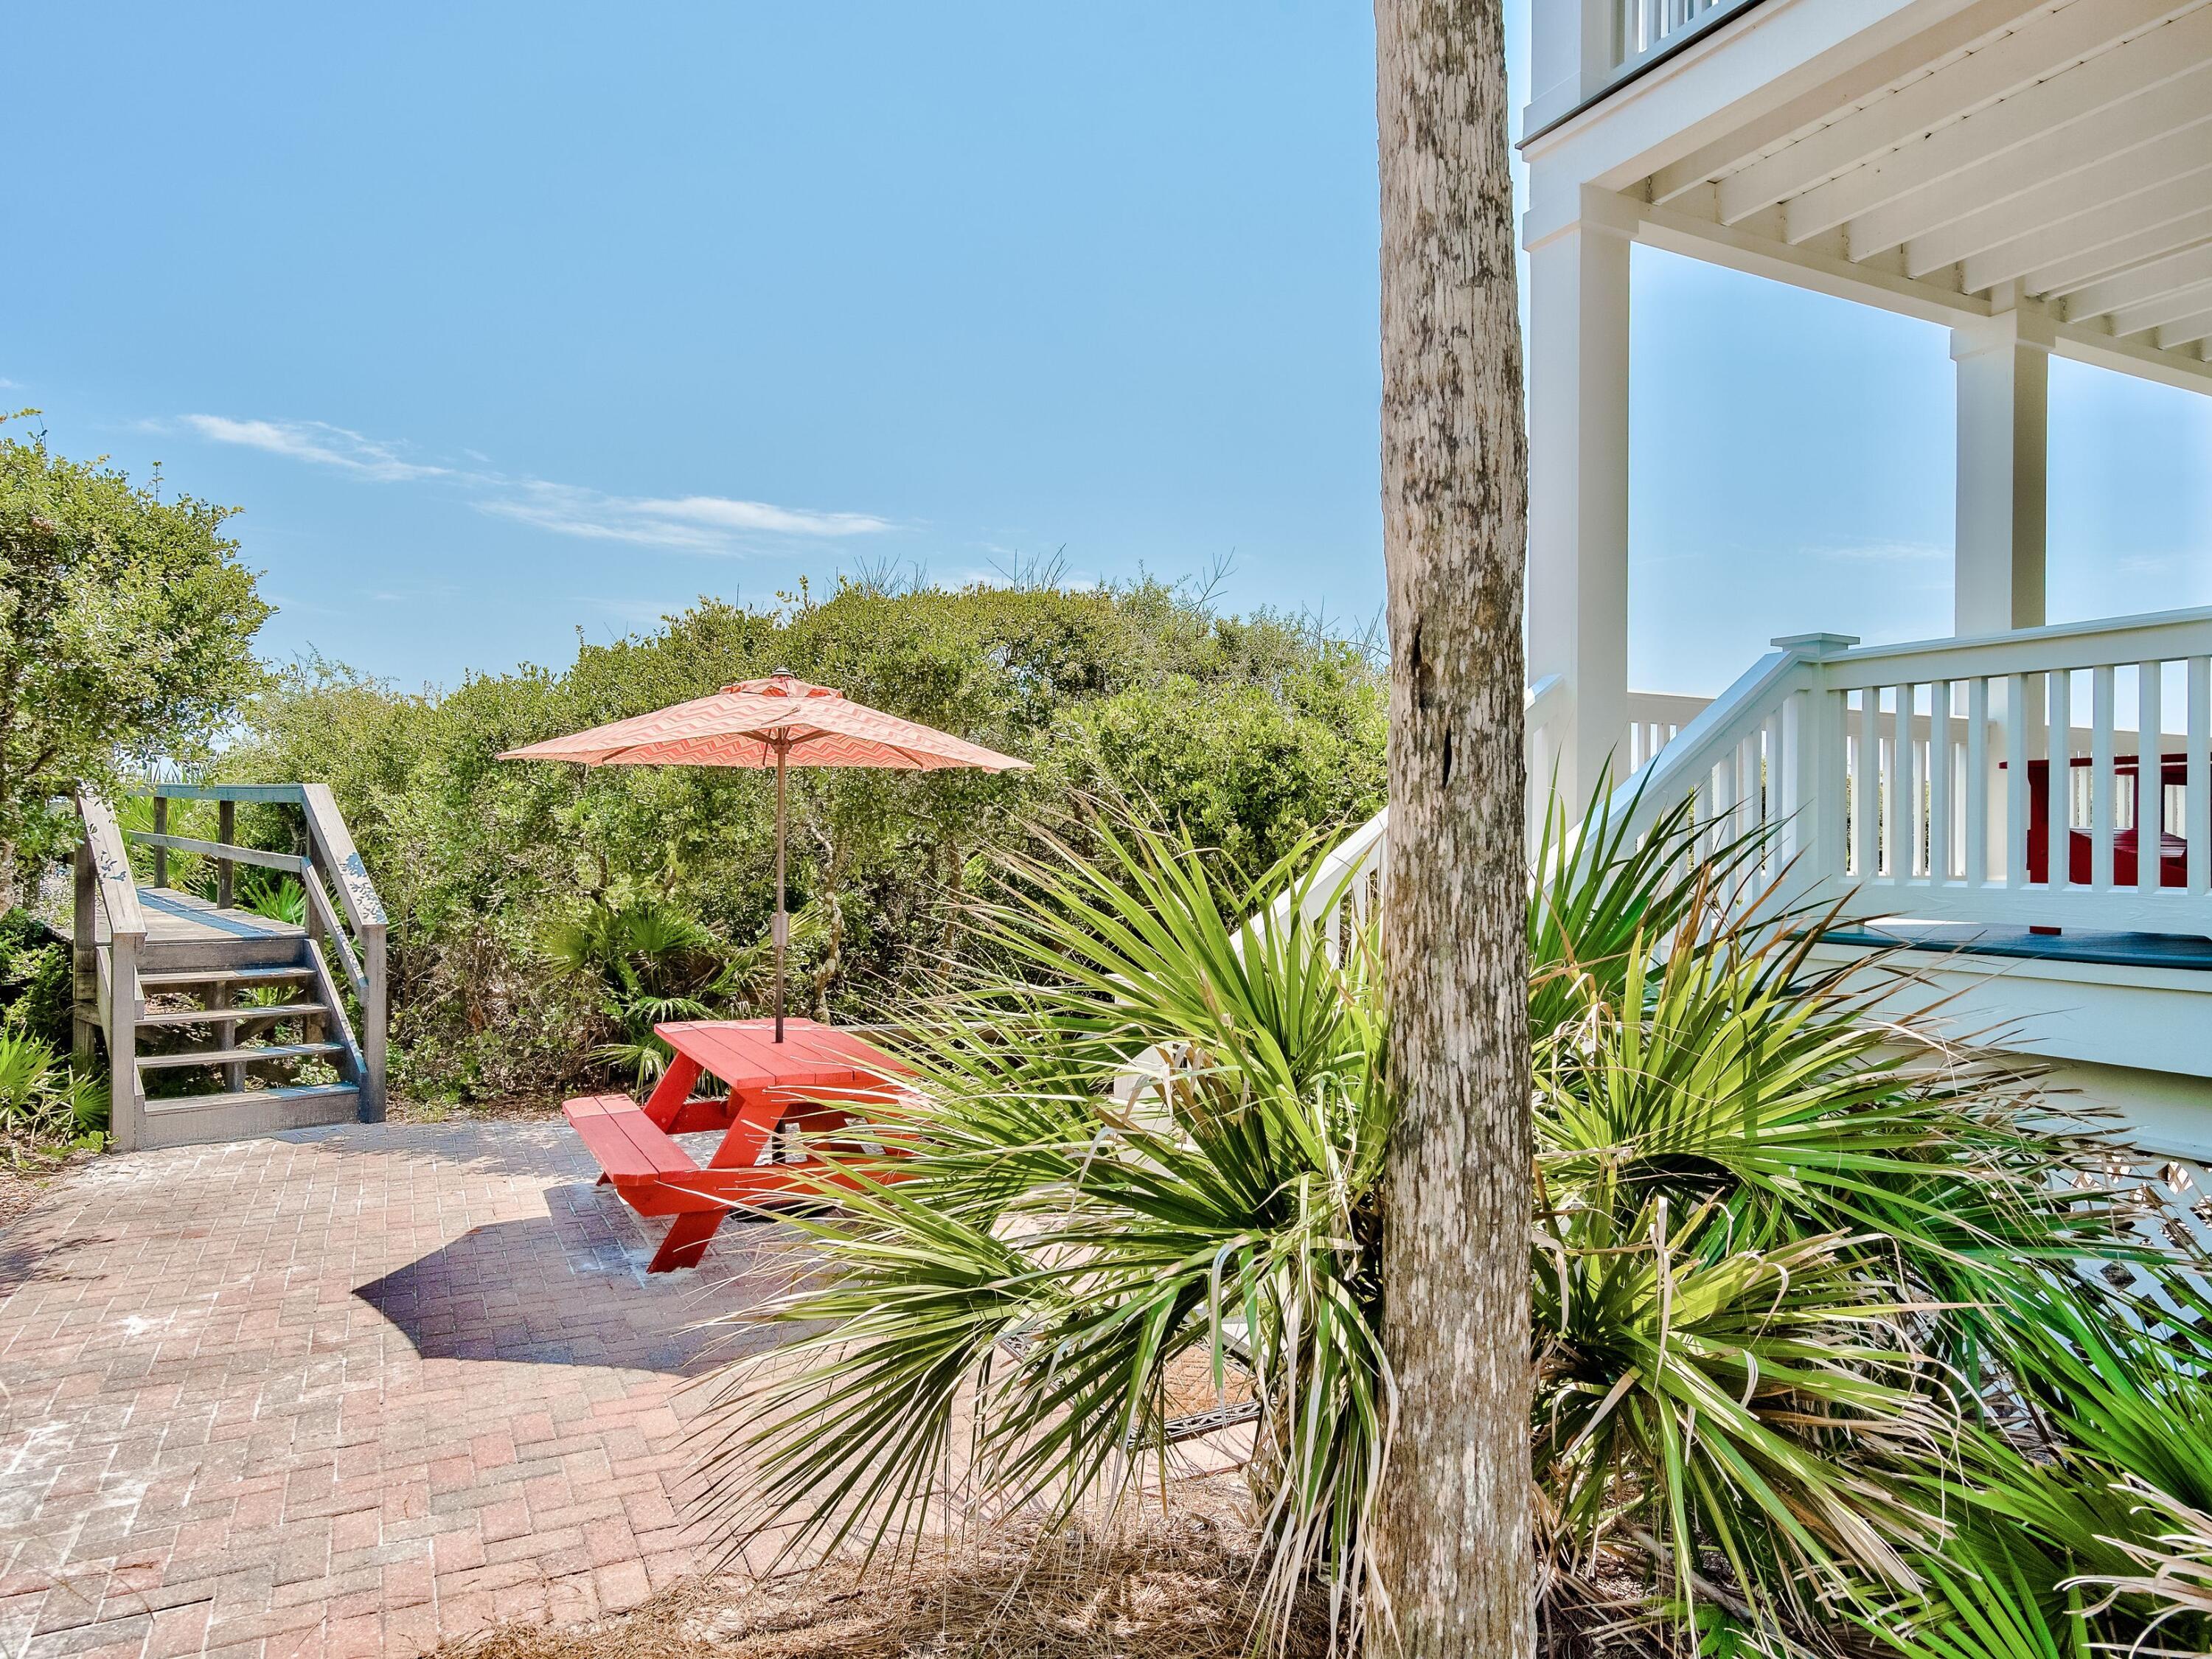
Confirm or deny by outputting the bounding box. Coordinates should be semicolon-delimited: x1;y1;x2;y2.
499;669;1029;1041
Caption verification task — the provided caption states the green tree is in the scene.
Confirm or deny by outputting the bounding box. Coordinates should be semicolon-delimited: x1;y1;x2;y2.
0;420;268;894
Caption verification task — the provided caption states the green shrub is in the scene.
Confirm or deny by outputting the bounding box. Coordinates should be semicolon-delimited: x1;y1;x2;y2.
0;910;72;1051
0;1026;103;1153
213;579;1385;1102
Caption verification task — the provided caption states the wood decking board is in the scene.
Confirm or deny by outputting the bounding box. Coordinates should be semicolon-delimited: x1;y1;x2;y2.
59;884;306;949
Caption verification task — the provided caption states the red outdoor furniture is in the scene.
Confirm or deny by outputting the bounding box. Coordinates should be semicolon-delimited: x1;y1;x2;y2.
2023;754;2192;889
565;1018;911;1272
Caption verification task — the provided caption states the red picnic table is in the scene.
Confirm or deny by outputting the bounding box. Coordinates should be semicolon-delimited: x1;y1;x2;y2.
564;1018;910;1273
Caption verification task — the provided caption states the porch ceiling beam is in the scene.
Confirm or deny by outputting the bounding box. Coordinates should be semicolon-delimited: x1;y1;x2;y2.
1630;191;2212;390
1635;198;1993;330
2003;197;2212;296
2053;319;2212;392
1716;0;2194;226
1645;0;2067;206
1901;128;2212;276
1790;13;2212;245
2157;309;2212;349
1823;58;2212;255
2111;277;2212;336
2066;243;2212;324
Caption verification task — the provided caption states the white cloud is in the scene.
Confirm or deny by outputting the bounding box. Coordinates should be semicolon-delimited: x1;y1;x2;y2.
179;414;453;481
170;412;891;554
479;481;890;552
633;495;889;538
478;483;733;551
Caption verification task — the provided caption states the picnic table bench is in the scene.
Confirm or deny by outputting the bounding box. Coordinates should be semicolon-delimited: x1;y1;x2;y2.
564;1017;910;1272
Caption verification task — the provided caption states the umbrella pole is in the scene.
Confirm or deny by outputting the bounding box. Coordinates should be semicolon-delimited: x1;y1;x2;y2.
773;737;789;1043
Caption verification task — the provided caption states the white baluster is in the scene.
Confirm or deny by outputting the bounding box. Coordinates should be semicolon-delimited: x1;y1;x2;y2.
1966;678;1990;889
1761;708;1784;883
2191;656;2211;898
2093;665;2116;891
1889;684;1914;882
1708;755;1732;860
1815;686;1849;899
2006;674;2030;889
1856;692;1879;880
1929;679;1952;884
2139;661;2163;896
2049;668;2072;890
1736;731;1757;849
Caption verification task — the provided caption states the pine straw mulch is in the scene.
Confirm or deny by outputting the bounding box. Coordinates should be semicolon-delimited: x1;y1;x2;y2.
436;1503;1340;1659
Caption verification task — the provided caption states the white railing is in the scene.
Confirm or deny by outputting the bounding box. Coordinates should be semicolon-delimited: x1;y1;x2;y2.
1614;610;2212;936
1281;678;1706;950
1625;690;1711;771
1273;619;2212;1287
1293;608;2212;949
1612;0;1757;83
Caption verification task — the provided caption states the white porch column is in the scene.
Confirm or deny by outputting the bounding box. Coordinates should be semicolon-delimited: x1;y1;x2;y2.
1952;306;2051;633
1527;204;1632;805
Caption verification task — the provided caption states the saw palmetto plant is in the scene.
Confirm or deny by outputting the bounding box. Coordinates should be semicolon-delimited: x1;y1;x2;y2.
695;794;2212;1658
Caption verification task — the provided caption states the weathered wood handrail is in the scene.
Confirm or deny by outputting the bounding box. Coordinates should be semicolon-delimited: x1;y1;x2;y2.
77;794;146;941
73;794;146;1150
126;833;310;875
299;784;387;1118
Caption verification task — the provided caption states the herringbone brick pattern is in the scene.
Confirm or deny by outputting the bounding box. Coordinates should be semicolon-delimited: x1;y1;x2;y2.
0;1123;804;1659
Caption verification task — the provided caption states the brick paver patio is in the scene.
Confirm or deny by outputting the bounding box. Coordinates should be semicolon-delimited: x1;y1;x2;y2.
0;1122;810;1659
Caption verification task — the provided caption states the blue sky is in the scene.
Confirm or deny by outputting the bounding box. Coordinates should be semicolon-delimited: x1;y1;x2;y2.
10;4;2210;697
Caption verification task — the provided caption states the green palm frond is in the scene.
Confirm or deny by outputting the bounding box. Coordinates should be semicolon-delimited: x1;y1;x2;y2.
696;813;1391;1644
688;795;2212;1657
1856;1541;2095;1659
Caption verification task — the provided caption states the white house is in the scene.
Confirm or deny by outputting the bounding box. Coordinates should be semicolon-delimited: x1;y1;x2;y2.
1335;0;2212;1169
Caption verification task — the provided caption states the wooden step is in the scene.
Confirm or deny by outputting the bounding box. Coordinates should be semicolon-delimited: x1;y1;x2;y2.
142;1082;359;1116
136;1001;330;1029
138;1041;345;1071
139;964;316;992
141;935;310;973
137;1082;363;1149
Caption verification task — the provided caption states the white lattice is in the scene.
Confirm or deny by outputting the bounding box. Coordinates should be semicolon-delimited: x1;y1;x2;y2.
2086;1152;2212;1319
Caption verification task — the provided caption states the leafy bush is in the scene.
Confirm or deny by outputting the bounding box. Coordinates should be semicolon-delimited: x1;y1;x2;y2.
0;422;267;897
0;910;72;1051
0;1026;103;1155
0;911;101;1157
213;578;1385;1102
698;799;2212;1659
235;870;307;929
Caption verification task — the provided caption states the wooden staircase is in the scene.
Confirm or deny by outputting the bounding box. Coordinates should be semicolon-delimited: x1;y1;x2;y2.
66;785;389;1152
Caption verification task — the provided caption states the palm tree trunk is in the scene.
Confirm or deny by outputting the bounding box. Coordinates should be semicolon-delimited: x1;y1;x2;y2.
1372;1;1534;1655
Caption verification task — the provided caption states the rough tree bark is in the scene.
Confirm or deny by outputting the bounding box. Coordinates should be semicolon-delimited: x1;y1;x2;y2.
1372;1;1535;1656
